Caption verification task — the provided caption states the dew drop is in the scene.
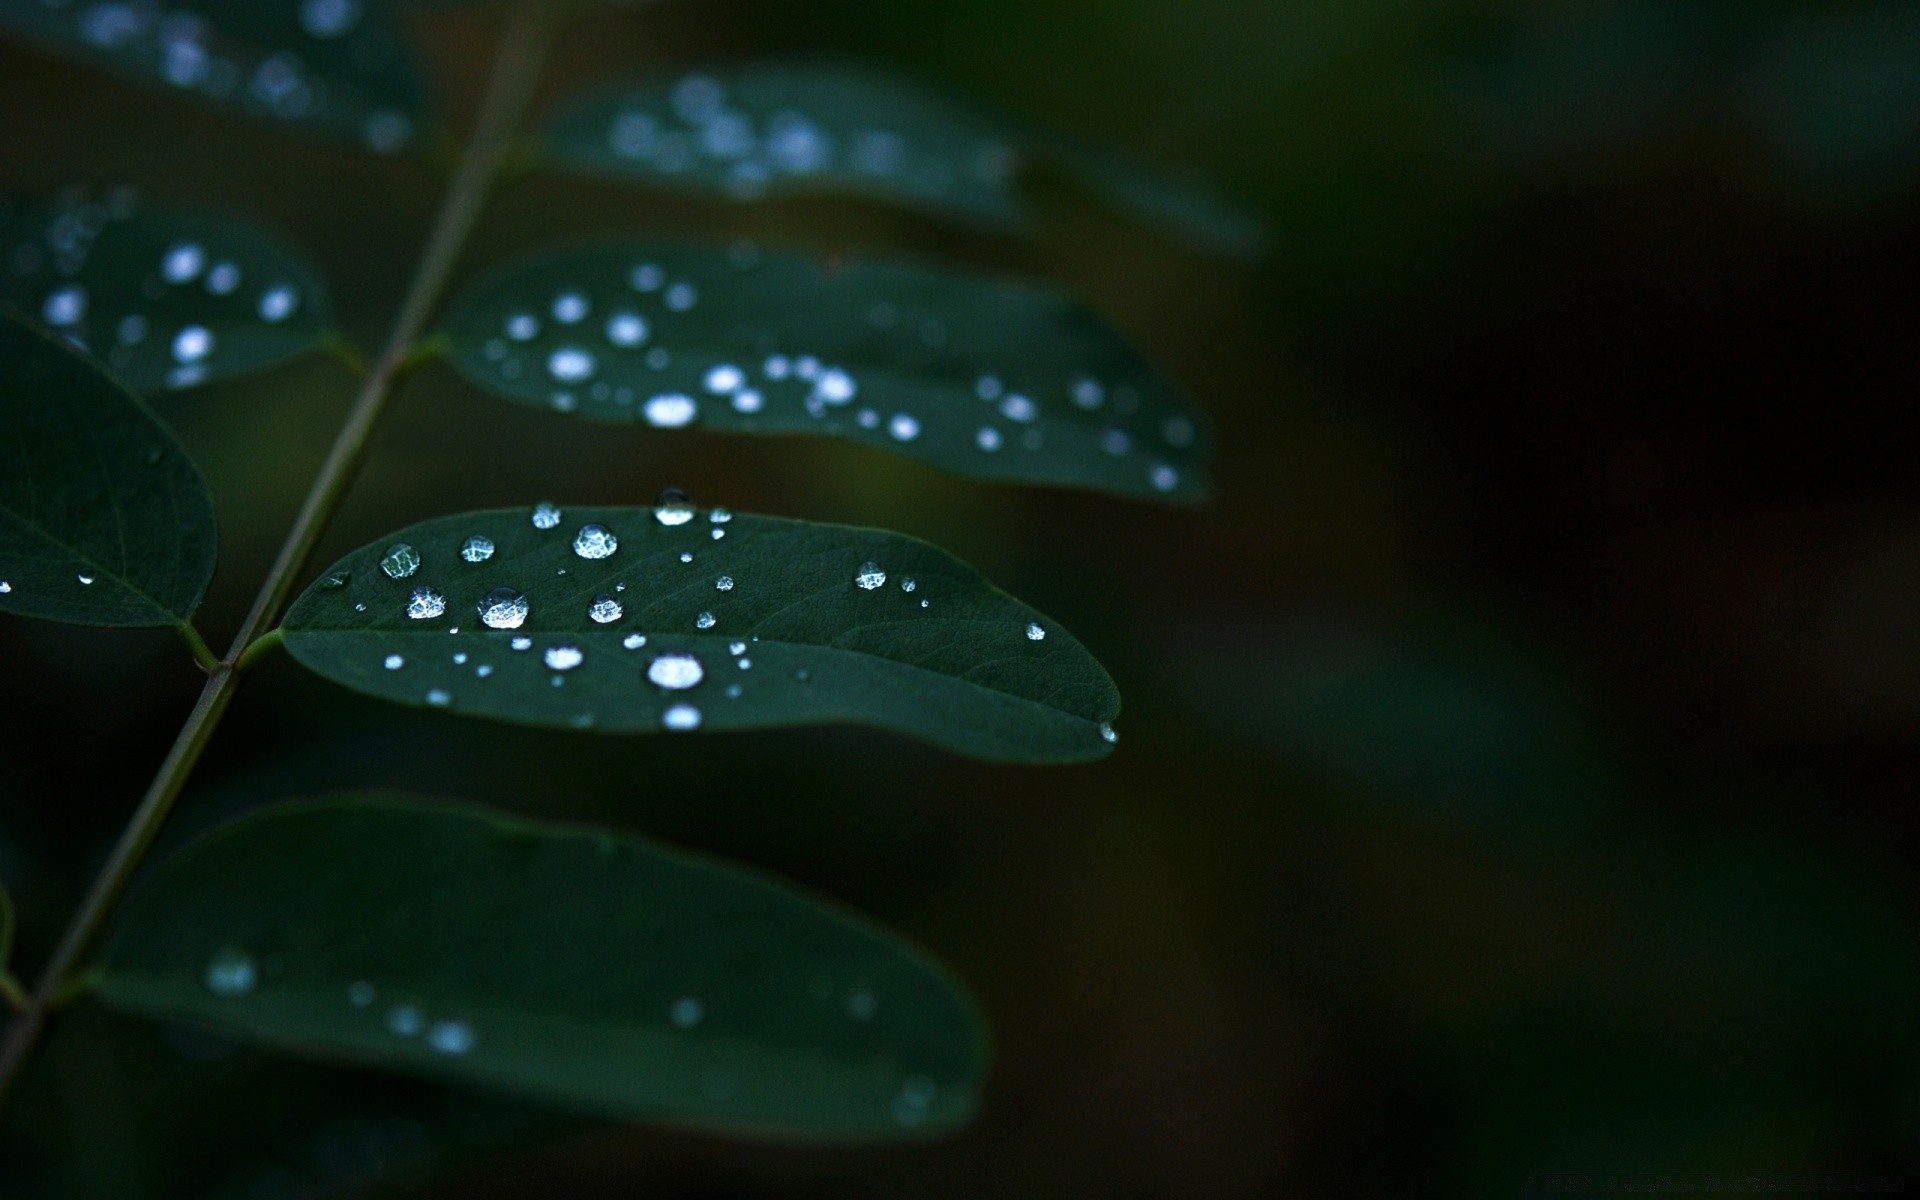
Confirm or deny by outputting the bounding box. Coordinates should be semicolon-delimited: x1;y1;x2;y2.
572;523;619;559
384;654;404;670
531;502;562;530
703;363;745;393
42;284;86;327
714;575;734;592
544;644;584;671
679;551;694;564
976;426;1003;452
708;507;732;525
647;652;704;690
205;261;241;295
547;346;596;383
887;413;920;441
606;310;648;347
478;587;529;630
258;284;299;323
853;561;887;590
505;313;539;340
999;394;1036;423
203;950;257;997
589;593;624;623
1026;622;1046;641
406;587;446;620
643;393;697;427
426;688;452;706
427;1020;476;1055
662;703;702;731
386;1005;424;1037
623;633;647;650
380;543;420;579
162;241;206;284
76;572;95;586
511;636;533;651
551;291;590;324
172;324;214;364
1149;464;1179;493
460;535;495;563
1099;720;1118;744
900;577;918;593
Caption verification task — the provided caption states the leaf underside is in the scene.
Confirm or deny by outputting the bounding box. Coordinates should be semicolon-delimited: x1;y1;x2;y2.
0;187;331;394
282;505;1119;763
0;0;427;153
0;313;218;627
441;241;1210;502
97;796;987;1139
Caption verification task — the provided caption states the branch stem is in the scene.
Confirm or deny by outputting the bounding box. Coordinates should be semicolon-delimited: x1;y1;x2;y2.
0;0;563;1114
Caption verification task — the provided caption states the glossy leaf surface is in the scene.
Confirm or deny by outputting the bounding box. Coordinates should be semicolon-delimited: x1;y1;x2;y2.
441;242;1209;502
0;313;217;627
0;187;331;393
0;0;426;152
283;506;1120;762
97;797;987;1138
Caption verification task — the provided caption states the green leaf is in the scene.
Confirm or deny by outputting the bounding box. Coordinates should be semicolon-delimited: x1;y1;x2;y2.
0;186;332;393
0;0;426;153
97;796;988;1138
537;60;1265;256
540;61;1026;228
283;505;1119;763
0;875;13;970
0;312;218;628
440;242;1210;502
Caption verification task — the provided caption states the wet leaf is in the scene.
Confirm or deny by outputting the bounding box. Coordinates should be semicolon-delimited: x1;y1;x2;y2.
440;242;1210;502
0;312;218;628
97;796;988;1138
0;187;331;393
282;505;1120;763
0;0;427;153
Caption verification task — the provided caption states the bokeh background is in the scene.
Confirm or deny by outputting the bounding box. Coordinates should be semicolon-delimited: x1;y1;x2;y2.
3;0;1919;1195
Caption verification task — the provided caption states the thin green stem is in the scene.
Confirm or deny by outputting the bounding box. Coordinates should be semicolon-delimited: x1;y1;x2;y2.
234;627;285;673
0;976;25;1014
0;0;564;1115
175;621;219;673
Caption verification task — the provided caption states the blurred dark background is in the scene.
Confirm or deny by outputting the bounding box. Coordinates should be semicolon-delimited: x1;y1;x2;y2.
2;0;1918;1196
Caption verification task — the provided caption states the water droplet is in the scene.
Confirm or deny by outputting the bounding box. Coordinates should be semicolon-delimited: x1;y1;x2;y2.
203;950;257;997
853;562;887;590
301;0;361;38
42;283;86;327
406;587;446;620
172;324;214;364
623;633;648;650
453;652;468;665
606;310;648;347
544;644;584;671
0;582;10;594
76;572;95;586
427;1020;475;1055
348;981;375;1007
975;374;1003;401
691;611;715;630
813;367;856;404
1149;464;1179;493
708;507;732;524
572;523;619;559
206;261;241;295
258;284;299;323
900;577;917;593
670;997;704;1027
679;551;694;564
162;241;206;284
531;502;562;530
887;413;920;441
589;593;624;623
506;312;539;340
426;688;452;706
476;664;494;678
1100;428;1132;456
999;394;1036;422
737;658;752;670
551;291;590;324
547;346;596;383
648;652;704;690
643;393;697;427
511;636;532;651
386;1005;424;1036
1099;720;1118;744
703;363;745;393
714;575;734;591
478;587;529;630
664;282;697;311
384;654;404;670
731;389;763;413
976;426;1003;452
1026;622;1046;641
662;703;702;731
380;543;421;579
460;535;495;563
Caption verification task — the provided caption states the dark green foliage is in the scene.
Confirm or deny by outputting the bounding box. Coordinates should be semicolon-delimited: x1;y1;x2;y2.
0;187;331;394
0;313;217;628
283;506;1120;761
97;797;987;1137
441;242;1209;501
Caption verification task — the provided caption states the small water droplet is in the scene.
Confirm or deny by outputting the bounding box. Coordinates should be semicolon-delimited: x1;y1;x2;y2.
0;582;11;595
572;523;619;559
647;652;704;690
1149;464;1179;493
887;413;920;441
695;611;717;629
900;577;917;593
76;572;95;586
643;393;697;427
544;644;584;671
551;291;590;324
380;543;421;579
511;636;533;651
531;502;563;530
708;507;732;525
623;633;648;650
203;950;257;997
478;587;529;630
460;535;495;563
606;310;648;347
547;345;596;383
425;688;451;706
669;997;704;1027
427;1020;475;1055
163;241;206;284
714;575;734;592
406;587;447;620
703;363;745;393
976;426;1003;452
386;1005;424;1036
1099;720;1118;744
679;551;694;564
384;654;404;670
589;593;624;623
319;569;350;589
258;284;299;323
1026;622;1046;641
662;703;702;730
853;561;887;590
172;324;214;364
506;312;539;340
999;394;1036;423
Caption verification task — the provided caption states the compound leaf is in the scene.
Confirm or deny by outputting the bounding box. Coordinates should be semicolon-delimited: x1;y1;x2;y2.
0;0;426;153
441;242;1209;502
97;796;987;1138
0;312;218;628
0;187;331;393
282;505;1120;763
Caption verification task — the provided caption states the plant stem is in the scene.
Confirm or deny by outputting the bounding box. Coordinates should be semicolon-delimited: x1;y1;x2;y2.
175;621;219;673
0;0;563;1114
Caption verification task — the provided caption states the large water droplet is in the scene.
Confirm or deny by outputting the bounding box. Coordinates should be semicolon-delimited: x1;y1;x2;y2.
203;950;257;997
853;562;887;590
648;652;704;690
460;535;495;563
589;594;624;623
478;587;529;630
544;644;584;671
406;587;447;620
531;502;563;530
380;543;420;579
662;703;702;731
572;523;619;559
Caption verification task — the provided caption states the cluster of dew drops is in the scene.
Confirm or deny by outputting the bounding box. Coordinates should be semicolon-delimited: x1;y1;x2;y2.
15;187;309;390
58;0;414;150
474;248;1191;495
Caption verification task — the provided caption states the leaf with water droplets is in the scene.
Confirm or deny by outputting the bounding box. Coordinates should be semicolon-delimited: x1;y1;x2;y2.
0;0;426;153
0;187;332;393
0;312;218;628
541;61;1026;228
440;242;1210;502
282;505;1120;762
96;796;987;1138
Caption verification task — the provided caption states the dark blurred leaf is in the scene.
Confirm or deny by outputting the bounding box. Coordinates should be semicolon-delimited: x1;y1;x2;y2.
97;796;988;1138
0;875;13;970
0;312;217;628
440;241;1210;501
282;505;1120;763
0;186;331;394
0;0;427;152
537;60;1264;255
